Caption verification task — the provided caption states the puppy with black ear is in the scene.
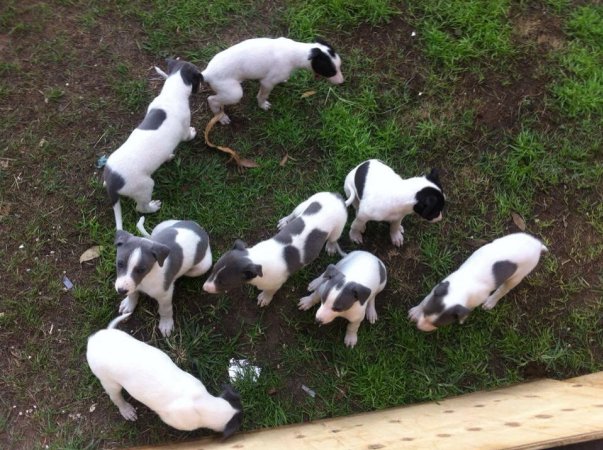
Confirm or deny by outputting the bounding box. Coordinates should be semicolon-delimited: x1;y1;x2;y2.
114;217;212;336
409;233;548;331
203;192;348;307
201;37;344;124
103;59;203;230
299;251;387;348
343;159;445;247
86;313;243;437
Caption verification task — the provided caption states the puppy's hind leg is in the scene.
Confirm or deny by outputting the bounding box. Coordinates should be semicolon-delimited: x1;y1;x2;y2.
132;177;161;214
257;82;275;111
483;275;523;310
365;295;378;324
349;215;368;244
156;286;175;337
184;244;212;277
101;379;137;421
208;81;243;125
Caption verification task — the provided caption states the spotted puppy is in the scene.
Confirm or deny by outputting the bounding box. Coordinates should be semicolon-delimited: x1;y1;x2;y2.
103;59;203;230
343;159;445;247
115;217;212;336
87;313;243;436
299;251;387;348
202;37;344;124
409;233;548;332
203;192;347;307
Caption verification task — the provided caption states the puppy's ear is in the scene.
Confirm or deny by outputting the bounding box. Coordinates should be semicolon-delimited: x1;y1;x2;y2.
232;239;247;251
115;230;130;247
352;284;372;305
433;281;449;298
426;168;442;189
220;384;243;410
323;264;339;279
191;70;203;94
452;304;471;324
220;384;243;439
151;242;170;267
222;410;243;440
309;48;337;78
243;263;262;280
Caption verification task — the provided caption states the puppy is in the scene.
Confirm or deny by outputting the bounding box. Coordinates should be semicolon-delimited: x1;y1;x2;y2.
343;159;445;247
299;251;387;348
203;192;347;307
86;312;243;436
115;217;212;336
103;59;203;230
201;37;344;124
409;233;548;331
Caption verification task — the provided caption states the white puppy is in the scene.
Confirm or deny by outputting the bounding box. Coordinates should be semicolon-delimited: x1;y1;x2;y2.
343;159;445;247
409;233;548;331
201;37;344;124
299;251;387;348
103;59;202;230
86;313;243;436
115;217;212;336
203;192;348;307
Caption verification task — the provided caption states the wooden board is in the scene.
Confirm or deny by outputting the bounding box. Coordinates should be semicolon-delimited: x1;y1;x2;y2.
131;373;603;450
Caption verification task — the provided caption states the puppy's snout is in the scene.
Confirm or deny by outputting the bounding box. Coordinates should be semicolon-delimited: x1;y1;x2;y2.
430;212;443;223
329;73;344;84
117;287;128;295
315;317;323;326
203;281;217;294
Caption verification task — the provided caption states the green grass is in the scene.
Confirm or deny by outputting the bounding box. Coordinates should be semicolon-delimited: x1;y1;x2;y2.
1;0;602;448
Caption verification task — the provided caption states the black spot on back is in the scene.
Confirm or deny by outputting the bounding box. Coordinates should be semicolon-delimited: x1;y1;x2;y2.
378;261;386;285
413;186;445;221
309;48;337;78
354;161;370;200
303;202;322;215
103;166;125;206
274;217;305;244
303;229;328;265
492;260;518;288
283;245;302;273
137;108;166;131
172;221;209;265
154;228;182;290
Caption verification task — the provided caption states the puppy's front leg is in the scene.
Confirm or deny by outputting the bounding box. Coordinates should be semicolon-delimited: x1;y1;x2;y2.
298;290;320;311
389;219;404;247
344;320;362;348
119;291;139;314
257;289;278;307
483;276;521;310
349;216;368;244
156;286;175;337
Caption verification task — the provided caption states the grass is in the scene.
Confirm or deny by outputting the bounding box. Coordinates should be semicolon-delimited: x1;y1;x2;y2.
1;0;602;448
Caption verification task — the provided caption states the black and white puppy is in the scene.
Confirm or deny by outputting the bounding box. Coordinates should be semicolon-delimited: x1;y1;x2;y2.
343;159;445;247
201;37;344;124
203;192;348;307
115;217;212;336
409;233;548;331
299;251;387;348
103;59;203;230
86;313;243;436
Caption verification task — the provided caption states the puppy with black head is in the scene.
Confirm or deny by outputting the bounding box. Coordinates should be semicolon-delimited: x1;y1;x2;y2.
409;233;548;331
114;217;212;336
86;313;243;437
343;159;445;247
299;251;387;348
103;59;203;230
203;192;347;307
200;37;344;124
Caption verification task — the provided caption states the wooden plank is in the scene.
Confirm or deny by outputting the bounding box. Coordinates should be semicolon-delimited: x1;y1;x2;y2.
563;371;603;389
131;375;603;450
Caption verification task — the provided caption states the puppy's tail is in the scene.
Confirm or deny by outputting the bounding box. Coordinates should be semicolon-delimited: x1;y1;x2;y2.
154;66;169;79
107;312;132;330
343;183;356;208
113;201;124;231
333;242;347;257
541;244;549;253
136;216;152;237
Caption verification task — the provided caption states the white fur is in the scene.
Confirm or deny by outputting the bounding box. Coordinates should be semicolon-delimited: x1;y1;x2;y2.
344;159;443;247
299;251;386;348
86;313;240;432
202;37;344;124
409;233;548;331
105;67;197;230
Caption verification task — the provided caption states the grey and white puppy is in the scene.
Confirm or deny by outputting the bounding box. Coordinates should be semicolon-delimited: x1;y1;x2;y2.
203;192;348;307
409;233;548;331
115;217;212;336
87;312;242;436
299;251;387;347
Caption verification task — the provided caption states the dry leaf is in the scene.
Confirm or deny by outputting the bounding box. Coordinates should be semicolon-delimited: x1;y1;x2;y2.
511;212;526;231
301;90;316;98
279;153;289;166
204;113;258;169
80;245;102;263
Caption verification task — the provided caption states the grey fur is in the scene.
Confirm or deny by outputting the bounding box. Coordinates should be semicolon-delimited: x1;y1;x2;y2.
303;229;328;264
332;282;372;311
378;261;386;285
172;221;209;265
492;260;518;288
303;202;322;215
115;231;170;287
274;217;305;244
137;108;167;131
283;245;303;273
103;166;126;206
423;281;450;316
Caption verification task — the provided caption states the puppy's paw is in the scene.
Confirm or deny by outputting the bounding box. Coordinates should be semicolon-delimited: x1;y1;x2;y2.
259;100;271;111
257;291;273;307
138;200;162;214
344;333;358;348
349;229;363;244
119;298;135;314
298;295;316;311
219;114;231;125
119;402;137;421
187;126;197;141
277;216;290;230
158;318;174;337
366;308;378;324
390;230;404;247
408;306;421;322
482;297;497;310
307;276;324;292
325;241;338;256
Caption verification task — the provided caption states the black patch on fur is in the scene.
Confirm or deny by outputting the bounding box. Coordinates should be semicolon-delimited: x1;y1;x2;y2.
413;186;445;221
354;161;370;200
172;221;209;265
314;37;337;57
137;108;167;131
303;229;328;265
153;228;183;291
220;384;243;439
274;217;305;244
423;281;449;316
303;201;322;215
433;304;471;327
318;265;345;303
284;245;303;273
166;58;203;93
492;260;518;288
333;282;372;311
426;168;442;190
309;48;337;78
378;261;387;285
115;231;170;287
103;166;125;206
